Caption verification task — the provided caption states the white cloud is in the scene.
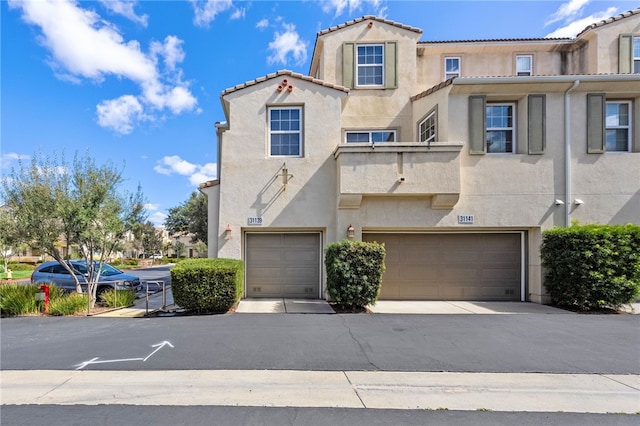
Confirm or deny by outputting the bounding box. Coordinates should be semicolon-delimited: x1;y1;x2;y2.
545;6;618;38
256;18;269;29
321;0;383;17
546;0;590;26
190;0;233;27
230;7;245;20
267;23;308;66
148;211;167;227
96;95;146;135
8;0;198;134
99;0;148;26
144;203;160;211
1;153;30;169
154;156;217;186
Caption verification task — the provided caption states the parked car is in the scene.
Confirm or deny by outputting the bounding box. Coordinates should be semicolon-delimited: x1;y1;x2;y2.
31;260;143;295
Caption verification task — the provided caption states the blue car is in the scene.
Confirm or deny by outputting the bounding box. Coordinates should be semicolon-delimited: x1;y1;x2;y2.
31;260;143;295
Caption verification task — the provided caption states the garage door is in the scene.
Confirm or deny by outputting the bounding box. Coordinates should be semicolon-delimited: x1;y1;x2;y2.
363;233;522;301
246;233;321;299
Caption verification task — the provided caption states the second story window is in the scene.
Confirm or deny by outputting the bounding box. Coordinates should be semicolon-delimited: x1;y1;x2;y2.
486;103;515;153
605;101;631;152
634;37;640;73
516;55;533;76
346;130;396;143
269;106;302;157
445;57;460;80
357;44;384;86
419;109;437;143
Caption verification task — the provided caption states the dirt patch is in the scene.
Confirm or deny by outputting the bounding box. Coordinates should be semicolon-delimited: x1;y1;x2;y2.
328;302;371;314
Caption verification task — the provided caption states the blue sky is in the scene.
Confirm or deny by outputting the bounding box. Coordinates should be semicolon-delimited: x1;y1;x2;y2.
2;0;638;227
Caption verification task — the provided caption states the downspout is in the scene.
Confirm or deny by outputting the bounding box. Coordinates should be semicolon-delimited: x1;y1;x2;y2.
564;80;580;227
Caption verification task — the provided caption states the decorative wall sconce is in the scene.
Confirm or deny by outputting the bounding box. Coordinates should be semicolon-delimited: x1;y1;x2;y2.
281;163;293;186
574;199;584;205
554;199;564;206
224;224;232;240
347;224;355;239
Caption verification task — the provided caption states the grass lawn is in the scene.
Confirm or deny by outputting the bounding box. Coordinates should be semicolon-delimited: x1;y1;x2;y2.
0;270;33;280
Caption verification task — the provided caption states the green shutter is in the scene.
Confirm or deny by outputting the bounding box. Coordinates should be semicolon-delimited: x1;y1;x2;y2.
384;41;397;89
619;35;633;74
587;93;605;154
342;42;355;88
528;94;546;154
468;95;486;154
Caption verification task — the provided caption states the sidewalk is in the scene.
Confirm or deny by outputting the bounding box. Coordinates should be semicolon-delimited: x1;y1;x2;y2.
2;370;638;414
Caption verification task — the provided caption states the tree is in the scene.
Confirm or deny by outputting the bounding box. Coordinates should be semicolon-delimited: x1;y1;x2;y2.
164;191;207;244
132;221;163;257
1;151;146;307
0;207;21;273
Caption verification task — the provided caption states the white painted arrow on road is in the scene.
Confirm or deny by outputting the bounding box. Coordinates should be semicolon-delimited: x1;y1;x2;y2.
75;341;174;370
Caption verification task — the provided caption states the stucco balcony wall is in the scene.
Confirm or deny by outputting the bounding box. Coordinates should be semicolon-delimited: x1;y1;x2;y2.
334;142;463;205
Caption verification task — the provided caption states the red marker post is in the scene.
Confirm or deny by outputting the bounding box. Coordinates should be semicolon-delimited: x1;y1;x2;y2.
39;284;50;313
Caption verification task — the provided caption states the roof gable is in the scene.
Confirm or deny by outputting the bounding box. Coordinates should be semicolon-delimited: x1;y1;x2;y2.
221;70;349;97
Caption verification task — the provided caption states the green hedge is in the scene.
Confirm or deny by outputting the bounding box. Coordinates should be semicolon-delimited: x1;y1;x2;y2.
171;258;243;314
6;262;36;271
325;239;386;310
541;224;640;310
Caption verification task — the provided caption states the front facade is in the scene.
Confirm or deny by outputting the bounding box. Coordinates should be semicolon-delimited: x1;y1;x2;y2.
201;11;640;303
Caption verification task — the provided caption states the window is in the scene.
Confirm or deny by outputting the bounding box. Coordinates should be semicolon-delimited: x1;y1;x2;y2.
269;107;302;157
486;103;515;153
516;55;532;76
419;109;437;143
445;57;460;79
605;101;631;152
357;44;384;86
634;37;640;73
345;130;396;143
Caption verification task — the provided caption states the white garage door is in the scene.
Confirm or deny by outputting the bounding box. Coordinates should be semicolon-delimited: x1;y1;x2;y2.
245;233;321;299
363;233;522;301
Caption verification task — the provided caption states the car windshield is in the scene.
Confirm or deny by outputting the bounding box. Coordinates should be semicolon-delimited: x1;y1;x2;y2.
99;263;122;276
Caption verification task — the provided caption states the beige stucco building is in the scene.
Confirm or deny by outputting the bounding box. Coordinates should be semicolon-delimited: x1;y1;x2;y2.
201;10;640;304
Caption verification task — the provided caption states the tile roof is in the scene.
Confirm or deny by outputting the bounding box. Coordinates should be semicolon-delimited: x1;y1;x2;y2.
316;15;422;37
221;70;349;96
576;8;640;38
411;78;456;102
419;37;572;44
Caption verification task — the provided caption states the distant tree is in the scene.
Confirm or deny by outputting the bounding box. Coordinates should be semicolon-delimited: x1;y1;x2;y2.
1;151;146;307
173;240;185;259
164;191;207;244
132;221;163;257
194;241;208;258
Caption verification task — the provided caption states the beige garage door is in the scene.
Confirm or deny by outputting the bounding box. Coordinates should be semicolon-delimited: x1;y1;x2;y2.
363;233;522;301
246;233;320;299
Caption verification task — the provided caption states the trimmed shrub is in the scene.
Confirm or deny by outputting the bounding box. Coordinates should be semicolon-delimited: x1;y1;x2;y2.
171;258;243;314
7;263;36;271
99;289;136;308
325;239;386;310
541;224;640;310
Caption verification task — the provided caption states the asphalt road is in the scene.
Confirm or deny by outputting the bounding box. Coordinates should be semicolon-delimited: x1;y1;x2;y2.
1;312;638;373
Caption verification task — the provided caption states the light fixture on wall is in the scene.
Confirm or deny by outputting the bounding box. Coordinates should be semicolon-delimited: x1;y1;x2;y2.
225;224;233;240
574;199;584;205
347;224;355;239
281;163;293;186
554;199;565;206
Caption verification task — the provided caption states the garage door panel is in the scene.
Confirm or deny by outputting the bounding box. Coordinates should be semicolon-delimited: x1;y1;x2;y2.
246;233;320;299
364;233;521;301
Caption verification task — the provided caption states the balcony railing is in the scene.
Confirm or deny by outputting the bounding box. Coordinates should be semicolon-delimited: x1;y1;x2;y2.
333;142;463;209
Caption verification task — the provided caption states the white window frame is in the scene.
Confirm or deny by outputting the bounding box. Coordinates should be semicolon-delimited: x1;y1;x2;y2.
634;37;640;73
516;55;533;76
444;57;460;80
356;44;384;87
345;130;397;143
268;106;303;157
419;109;437;143
486;103;516;154
605;100;631;152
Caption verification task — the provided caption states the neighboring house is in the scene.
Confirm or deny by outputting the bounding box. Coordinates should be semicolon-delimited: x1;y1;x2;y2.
200;10;640;303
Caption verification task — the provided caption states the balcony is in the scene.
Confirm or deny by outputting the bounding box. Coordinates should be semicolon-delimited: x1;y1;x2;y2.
333;142;463;209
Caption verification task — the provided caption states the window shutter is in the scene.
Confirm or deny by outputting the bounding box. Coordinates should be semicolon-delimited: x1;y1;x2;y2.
619;35;633;74
587;93;605;154
384;41;397;89
468;95;486;154
342;42;355;88
527;94;546;154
